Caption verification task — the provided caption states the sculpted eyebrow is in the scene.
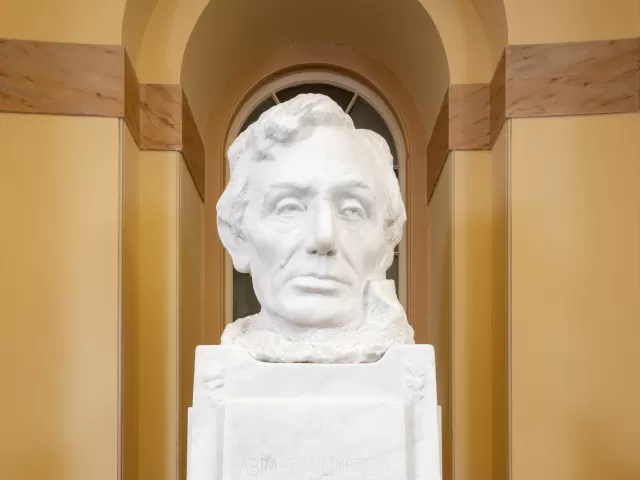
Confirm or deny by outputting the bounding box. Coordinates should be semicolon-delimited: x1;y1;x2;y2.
268;182;313;193
339;180;371;191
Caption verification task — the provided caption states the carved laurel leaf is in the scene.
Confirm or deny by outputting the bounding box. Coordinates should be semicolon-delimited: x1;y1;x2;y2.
201;359;225;402
404;359;427;405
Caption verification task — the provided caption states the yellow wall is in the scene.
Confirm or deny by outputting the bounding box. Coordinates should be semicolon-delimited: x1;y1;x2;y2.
178;158;205;480
121;0;160;64
428;156;453;480
132;150;204;480
0;99;203;480
491;123;510;480
0;0;126;44
136;0;210;82
468;0;508;70
430;134;511;480
122;124;141;480
0;114;120;480
438;115;640;480
510;114;640;480
505;0;640;45
138;150;179;480
452;150;494;480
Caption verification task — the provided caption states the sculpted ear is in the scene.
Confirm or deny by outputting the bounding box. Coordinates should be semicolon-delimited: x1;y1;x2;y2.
217;217;251;273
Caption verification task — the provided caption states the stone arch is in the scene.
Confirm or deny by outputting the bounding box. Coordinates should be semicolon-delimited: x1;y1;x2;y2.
180;0;449;134
124;0;508;88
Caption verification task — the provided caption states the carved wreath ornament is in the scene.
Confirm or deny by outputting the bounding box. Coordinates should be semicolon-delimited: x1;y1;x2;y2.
404;359;428;405
201;360;225;403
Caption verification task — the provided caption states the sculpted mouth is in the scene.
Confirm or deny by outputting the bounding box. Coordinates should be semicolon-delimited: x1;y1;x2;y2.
301;273;349;284
290;273;350;292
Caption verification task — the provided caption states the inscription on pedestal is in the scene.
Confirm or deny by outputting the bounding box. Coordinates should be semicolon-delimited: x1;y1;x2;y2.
223;398;407;480
236;456;391;478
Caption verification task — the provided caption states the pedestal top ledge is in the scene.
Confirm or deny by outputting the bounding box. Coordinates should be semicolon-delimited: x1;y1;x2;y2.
193;344;436;408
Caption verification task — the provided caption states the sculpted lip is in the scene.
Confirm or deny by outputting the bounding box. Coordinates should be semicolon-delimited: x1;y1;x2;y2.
289;273;351;291
296;273;350;284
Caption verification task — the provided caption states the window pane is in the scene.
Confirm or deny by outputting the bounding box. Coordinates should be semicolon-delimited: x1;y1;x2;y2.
239;96;277;133
387;254;400;297
349;97;398;165
233;270;261;321
277;83;354;111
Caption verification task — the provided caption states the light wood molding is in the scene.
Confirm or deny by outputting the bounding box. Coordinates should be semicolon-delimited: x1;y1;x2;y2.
140;83;182;151
449;84;490;150
490;51;507;147
427;91;450;201
428;37;640;200
124;51;141;146
181;91;205;201
0;37;205;200
0;38;124;117
505;39;638;118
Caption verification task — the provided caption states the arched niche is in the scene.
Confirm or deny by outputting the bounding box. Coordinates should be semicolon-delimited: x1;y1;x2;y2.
120;0;510;343
205;44;427;336
124;0;507;89
201;42;431;341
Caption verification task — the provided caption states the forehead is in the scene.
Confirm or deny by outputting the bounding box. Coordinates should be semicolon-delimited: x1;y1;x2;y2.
249;126;384;190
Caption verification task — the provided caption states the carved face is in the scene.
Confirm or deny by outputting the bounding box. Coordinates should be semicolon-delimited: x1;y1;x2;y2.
239;126;392;330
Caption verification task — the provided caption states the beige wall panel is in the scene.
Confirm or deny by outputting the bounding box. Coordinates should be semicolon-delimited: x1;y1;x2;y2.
427;156;453;480
0;114;120;480
178;156;205;480
122;124;140;480
491;123;510;480
505;0;640;45
511;115;640;480
452;151;494;480
0;0;125;45
138;151;179;480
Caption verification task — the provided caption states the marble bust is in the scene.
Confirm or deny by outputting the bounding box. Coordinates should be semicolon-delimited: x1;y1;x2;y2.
217;93;414;363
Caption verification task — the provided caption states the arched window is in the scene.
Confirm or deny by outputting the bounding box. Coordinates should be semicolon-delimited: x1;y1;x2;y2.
225;72;406;322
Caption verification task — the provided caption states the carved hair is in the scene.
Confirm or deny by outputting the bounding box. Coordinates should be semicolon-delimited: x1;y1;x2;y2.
216;93;406;265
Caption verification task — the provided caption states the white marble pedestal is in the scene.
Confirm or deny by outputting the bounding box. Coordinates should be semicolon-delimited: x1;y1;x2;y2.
187;345;441;480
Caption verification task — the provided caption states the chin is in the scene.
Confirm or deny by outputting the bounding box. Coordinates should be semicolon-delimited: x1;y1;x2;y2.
279;296;356;329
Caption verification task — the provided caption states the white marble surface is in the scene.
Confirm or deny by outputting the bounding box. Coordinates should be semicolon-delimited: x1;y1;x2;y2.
224;398;406;479
187;345;441;479
217;94;413;363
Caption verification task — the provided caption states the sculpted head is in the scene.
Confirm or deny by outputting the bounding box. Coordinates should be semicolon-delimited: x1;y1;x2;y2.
217;93;413;361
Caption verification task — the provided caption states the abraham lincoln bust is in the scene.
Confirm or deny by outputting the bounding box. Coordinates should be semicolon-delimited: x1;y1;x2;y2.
216;93;414;363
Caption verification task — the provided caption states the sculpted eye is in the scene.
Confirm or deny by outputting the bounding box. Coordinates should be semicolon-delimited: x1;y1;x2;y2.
339;198;366;219
274;198;305;216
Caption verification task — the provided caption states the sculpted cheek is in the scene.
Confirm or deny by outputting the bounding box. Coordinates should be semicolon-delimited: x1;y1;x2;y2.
252;220;302;265
339;222;386;273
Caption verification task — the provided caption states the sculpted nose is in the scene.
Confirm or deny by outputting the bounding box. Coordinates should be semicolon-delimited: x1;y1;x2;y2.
307;202;337;256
